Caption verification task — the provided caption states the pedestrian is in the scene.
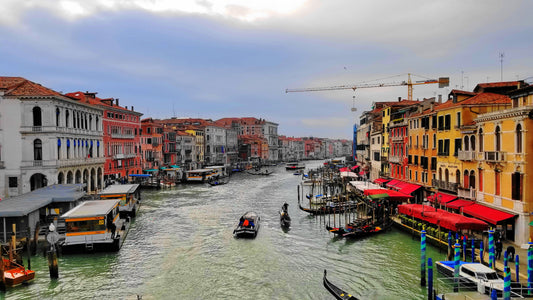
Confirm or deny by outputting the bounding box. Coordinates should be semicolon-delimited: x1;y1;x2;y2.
507;245;515;262
495;239;503;260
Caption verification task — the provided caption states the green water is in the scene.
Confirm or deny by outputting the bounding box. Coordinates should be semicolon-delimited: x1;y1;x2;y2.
2;161;449;299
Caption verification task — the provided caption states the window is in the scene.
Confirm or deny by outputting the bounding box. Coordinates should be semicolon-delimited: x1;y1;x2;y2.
33;106;42;127
433;134;436;149
454;138;461;156
516;124;523;153
495;126;501;151
495;171;500;196
444;115;451;130
444;139;450;155
56;108;60;126
431;157;437;171
470;135;476;151
432;115;437;129
34;139;42;160
512;172;523;201
479;129;483;152
464;136;469;151
8;177;17;188
438;116;444;130
456;112;461;127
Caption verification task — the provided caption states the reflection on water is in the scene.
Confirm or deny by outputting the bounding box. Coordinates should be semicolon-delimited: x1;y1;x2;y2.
3;160;447;300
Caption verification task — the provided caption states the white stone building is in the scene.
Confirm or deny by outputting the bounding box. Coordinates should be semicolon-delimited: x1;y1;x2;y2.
0;77;105;198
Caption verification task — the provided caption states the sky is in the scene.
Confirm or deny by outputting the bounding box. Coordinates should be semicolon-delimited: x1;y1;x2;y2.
1;0;533;139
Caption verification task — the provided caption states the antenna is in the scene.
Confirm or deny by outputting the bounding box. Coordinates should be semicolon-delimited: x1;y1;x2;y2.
499;52;504;81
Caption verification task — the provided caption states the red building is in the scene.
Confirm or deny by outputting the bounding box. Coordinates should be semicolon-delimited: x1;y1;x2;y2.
66;92;143;181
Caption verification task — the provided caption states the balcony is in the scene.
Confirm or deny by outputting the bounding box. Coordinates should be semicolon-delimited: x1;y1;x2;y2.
389;156;401;164
432;179;458;193
458;150;475;161
113;153;137;160
59;157;106;167
110;133;135;139
484;151;505;162
457;187;476;200
391;136;404;142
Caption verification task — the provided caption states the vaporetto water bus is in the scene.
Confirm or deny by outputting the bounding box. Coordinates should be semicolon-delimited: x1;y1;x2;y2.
185;169;215;183
98;184;141;218
60;200;130;253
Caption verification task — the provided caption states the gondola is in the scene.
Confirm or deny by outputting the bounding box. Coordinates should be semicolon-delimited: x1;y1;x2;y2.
279;203;291;228
233;211;260;238
298;197;358;215
323;270;358;300
246;169;274;176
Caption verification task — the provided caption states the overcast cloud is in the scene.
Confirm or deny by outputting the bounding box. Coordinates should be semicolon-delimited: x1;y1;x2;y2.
1;0;532;139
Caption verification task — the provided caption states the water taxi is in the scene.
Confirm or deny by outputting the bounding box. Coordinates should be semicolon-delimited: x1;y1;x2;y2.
436;261;504;296
233;211;260;238
98;184;141;218
285;162;305;170
185;169;215;183
60;200;129;253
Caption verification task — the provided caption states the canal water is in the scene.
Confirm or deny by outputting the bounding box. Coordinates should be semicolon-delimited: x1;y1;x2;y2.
3;160;449;300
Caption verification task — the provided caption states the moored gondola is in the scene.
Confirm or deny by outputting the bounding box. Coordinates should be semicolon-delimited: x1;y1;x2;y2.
298;197;358;215
323;270;358;300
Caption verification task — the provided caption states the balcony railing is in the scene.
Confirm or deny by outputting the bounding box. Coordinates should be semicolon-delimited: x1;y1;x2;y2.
112;153;137;160
389;156;401;164
457;187;476;200
458;150;475;161
432;179;458;193
20;126;102;136
484;151;505;162
110;133;135;139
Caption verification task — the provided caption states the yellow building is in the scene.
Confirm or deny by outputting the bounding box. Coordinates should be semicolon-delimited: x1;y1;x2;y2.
474;83;532;244
186;128;204;166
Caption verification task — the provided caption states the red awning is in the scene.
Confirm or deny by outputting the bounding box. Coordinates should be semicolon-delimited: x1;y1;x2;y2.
358;171;366;175
393;181;409;190
462;204;516;225
428;192;457;204
398;204;489;231
339;167;349;172
445;199;474;210
399;183;422;195
373;178;389;184
364;189;412;201
386;179;400;187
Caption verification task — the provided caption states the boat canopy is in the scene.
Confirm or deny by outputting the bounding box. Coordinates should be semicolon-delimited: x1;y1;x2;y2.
398;204;488;232
363;189;412;201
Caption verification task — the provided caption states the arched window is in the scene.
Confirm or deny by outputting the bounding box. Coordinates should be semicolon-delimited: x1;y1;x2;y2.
516;124;523;153
464;136;469;151
495;126;501;152
455;169;461;186
470;135;476;151
33;106;42;127
439;168;442;181
463;170;469;188
479;128;483;152
65;110;70;127
56;108;60;126
469;170;475;189
445;169;449;183
34;139;42;161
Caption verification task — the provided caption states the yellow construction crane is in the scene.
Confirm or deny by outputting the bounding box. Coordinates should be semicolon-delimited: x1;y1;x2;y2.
286;73;449;101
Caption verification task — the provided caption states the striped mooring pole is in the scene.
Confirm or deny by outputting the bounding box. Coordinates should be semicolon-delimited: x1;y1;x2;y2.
447;231;453;260
463;236;467;261
480;240;484;264
527;240;533;295
427;258;433;300
489;229;495;269
516;255;520;283
504;254;511;300
421;230;426;286
471;238;475;262
454;240;460;292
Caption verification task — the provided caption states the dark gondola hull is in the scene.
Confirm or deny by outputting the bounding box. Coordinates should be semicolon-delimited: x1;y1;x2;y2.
323;270;358;300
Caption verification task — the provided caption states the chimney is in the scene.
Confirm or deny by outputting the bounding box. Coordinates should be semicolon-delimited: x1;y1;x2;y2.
438;94;442;103
125;106;128;110
131;106;134;111
116;98;119;106
398;97;401;102
430;103;434;111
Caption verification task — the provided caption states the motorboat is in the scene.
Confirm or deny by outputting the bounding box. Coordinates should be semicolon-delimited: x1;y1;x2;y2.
436;261;504;296
285;162;305;170
233;212;260;238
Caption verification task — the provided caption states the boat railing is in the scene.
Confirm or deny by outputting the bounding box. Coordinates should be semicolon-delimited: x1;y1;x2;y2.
434;276;532;298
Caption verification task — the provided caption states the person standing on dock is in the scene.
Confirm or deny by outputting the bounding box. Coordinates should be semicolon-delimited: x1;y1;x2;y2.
495;239;503;260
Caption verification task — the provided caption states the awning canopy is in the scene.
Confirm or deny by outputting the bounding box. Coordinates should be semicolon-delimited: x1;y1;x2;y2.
398;183;422;195
386;179;400;187
364;189;412;201
339;167;349;172
428;192;457;204
368;193;389;200
393;181;409;190
398;204;489;232
144;169;158;172
373;178;389;184
340;171;359;178
462;204;517;225
445;199;474;210
171;165;180;169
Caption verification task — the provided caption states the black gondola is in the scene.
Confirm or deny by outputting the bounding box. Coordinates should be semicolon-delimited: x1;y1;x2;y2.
207;177;229;186
279;203;291;228
323;270;358;300
233;211;260;238
246;169;274;176
298;197;358;215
